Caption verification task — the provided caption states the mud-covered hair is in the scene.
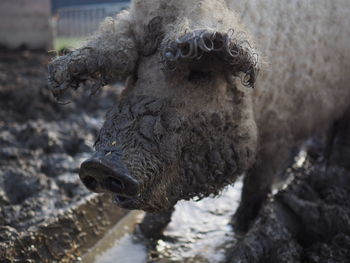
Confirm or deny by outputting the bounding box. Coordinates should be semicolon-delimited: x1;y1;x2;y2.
161;29;259;88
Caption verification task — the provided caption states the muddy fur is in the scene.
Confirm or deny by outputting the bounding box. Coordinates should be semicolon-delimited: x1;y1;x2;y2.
48;0;350;212
161;29;259;87
95;83;256;211
226;147;350;262
48;11;137;100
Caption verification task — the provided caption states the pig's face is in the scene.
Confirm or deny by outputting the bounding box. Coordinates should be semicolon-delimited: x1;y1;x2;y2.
79;28;259;212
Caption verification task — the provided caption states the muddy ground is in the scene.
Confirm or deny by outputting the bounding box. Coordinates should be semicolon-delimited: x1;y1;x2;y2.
0;49;120;250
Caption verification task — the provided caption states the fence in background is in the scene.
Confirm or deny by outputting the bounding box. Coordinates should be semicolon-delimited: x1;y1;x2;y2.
53;2;129;38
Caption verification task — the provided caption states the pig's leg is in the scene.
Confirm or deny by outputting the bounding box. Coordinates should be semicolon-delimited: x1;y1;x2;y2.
139;208;174;240
47;12;137;100
327;106;350;170
232;163;273;234
232;146;291;234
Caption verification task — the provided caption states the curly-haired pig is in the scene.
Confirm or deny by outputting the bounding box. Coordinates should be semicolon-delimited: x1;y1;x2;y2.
48;0;350;233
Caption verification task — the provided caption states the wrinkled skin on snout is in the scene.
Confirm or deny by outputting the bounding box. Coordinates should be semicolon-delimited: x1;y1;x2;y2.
81;85;257;212
48;1;259;212
80;57;258;212
81;86;257;211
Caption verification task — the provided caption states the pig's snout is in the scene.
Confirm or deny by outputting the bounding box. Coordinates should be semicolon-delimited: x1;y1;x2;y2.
79;154;139;198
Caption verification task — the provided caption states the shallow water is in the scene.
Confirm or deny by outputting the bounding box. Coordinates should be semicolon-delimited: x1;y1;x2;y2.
82;182;242;263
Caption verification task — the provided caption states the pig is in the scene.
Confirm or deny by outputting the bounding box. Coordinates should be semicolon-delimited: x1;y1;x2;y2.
48;0;350;233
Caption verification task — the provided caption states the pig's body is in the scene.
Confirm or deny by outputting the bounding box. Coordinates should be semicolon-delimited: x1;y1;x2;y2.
236;0;350;157
48;0;350;232
230;0;350;228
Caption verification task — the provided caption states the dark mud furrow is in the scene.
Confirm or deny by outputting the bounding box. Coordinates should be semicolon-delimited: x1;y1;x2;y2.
226;148;350;263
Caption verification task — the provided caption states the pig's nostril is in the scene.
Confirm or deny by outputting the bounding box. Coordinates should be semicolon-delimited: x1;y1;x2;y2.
105;177;124;193
79;155;139;196
81;176;98;192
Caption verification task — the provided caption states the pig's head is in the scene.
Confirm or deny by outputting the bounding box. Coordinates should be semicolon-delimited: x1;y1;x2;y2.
79;0;260;212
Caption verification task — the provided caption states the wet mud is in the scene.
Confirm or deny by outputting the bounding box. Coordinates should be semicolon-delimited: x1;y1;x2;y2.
80;138;350;263
80;184;242;263
0;49;121;259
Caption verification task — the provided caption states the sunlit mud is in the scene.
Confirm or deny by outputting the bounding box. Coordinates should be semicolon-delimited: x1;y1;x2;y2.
82;182;242;263
82;211;147;263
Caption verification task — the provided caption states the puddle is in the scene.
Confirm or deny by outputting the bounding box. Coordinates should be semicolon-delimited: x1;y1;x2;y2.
82;182;242;263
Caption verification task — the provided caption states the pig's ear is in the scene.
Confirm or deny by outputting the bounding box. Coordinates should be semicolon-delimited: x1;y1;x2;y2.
161;29;259;88
48;11;138;101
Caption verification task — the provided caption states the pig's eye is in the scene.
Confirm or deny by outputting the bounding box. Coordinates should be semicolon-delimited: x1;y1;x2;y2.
188;70;212;83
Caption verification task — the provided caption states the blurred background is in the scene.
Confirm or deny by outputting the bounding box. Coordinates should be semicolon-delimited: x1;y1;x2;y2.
52;0;129;50
0;0;130;51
